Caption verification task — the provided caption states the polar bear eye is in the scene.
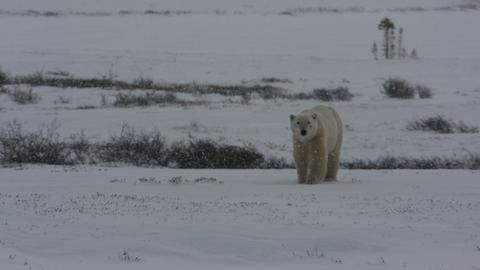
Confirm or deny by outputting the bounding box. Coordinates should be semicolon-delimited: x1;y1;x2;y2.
307;121;311;125
296;121;300;125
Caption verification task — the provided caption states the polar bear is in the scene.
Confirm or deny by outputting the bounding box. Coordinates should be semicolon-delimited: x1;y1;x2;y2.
290;105;343;184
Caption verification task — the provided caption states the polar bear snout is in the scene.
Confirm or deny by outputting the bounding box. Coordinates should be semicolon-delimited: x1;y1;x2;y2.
300;129;307;136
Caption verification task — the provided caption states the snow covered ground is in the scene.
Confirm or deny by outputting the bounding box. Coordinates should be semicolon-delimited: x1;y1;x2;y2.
1;0;480;269
1;166;480;270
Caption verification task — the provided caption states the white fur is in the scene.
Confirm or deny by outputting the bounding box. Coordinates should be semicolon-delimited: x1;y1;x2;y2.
290;105;343;184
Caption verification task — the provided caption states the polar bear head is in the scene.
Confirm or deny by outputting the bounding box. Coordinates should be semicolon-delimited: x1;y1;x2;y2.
290;113;319;143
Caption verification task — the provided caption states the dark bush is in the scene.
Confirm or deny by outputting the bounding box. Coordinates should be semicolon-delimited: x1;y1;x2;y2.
0;121;69;164
260;77;293;84
415;84;433;99
113;92;178;107
382;78;416;99
342;155;480;170
260;157;295;169
313;87;353;101
43;11;61;17
0;67;8;86
168;139;264;168
456;121;480;133
68;130;96;164
288;92;312;100
132;77;155;89
407;115;478;134
98;124;168;166
7;85;41;104
11;72;119;89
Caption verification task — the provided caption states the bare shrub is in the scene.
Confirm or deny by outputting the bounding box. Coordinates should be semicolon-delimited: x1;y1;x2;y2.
75;105;98;110
407;115;478;134
456;121;480;133
119;250;140;263
113;92;178;107
260;157;295;169
382;78;415;99
168;139;264;169
100;94;108;106
415;84;433;99
312;87;353;101
68;130;95;164
0;67;8;86
7;85;41;104
287;92;313;100
11;72;120;89
260;77;293;84
342;154;480;170
98;124;168;166
54;95;71;105
132;77;155;89
46;70;71;77
0;121;69;164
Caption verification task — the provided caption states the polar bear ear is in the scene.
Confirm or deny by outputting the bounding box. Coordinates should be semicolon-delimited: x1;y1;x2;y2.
289;114;295;121
312;113;317;119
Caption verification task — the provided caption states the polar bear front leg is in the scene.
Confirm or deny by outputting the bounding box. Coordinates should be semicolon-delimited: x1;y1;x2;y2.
325;150;340;181
307;139;328;184
293;139;308;184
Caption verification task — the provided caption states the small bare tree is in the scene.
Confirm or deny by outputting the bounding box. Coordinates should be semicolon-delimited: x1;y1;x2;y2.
371;42;378;60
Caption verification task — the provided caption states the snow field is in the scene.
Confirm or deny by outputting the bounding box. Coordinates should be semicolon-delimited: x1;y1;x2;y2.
1;166;480;269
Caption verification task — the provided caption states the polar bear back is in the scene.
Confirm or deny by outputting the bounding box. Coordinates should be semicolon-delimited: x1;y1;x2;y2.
301;105;342;154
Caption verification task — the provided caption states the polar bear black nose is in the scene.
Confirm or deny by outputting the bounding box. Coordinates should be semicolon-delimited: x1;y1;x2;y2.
300;129;306;136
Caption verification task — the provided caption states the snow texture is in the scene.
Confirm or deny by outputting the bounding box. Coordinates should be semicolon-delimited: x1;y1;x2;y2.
1;167;480;269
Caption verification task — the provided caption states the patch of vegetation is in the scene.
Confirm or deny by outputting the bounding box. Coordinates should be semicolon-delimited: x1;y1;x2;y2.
23;10;61;17
261;157;295;169
113;92;204;107
46;70;72;77
7;72;354;102
54;95;71;105
0;121;69;164
0;87;8;95
283;87;353;102
5;85;41;104
406;115;478;134
382;78;435;99
43;11;61;17
98;124;169;166
11;72;118;89
168;139;264;169
312;87;353;101
260;77;293;84
415;84;433;99
0;122;292;168
10;72;286;99
381;78;416;99
75;105;98;110
1;121;478;169
342;154;480;170
118;250;140;263
68;130;95;164
0;67;8;86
